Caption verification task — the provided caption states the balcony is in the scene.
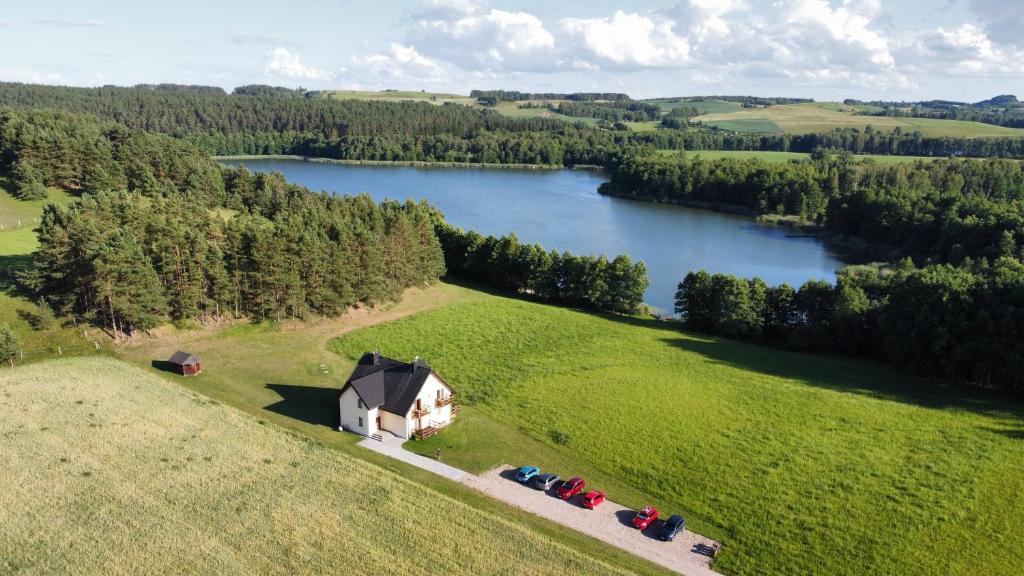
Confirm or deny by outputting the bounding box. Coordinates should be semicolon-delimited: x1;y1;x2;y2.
411;405;432;419
450;403;461;416
435;394;454;408
413;426;438;440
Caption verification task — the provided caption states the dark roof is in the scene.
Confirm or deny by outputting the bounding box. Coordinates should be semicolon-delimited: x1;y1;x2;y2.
341;352;449;415
168;351;200;365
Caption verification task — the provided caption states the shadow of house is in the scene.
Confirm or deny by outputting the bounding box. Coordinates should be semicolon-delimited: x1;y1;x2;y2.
264;383;341;429
151;360;178;374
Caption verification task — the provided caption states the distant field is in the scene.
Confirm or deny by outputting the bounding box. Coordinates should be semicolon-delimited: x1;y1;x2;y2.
655;149;939;164
332;294;1024;576
647;99;744;115
0;357;635;575
491;101;600;126
696;102;1024;137
320;89;476;106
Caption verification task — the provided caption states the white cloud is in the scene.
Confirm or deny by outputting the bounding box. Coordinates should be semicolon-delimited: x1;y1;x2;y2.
561;11;690;69
410;6;555;72
32;19;103;27
264;47;331;82
966;0;1024;49
347;43;449;83
782;0;894;68
899;23;1024;78
0;65;65;84
233;33;298;48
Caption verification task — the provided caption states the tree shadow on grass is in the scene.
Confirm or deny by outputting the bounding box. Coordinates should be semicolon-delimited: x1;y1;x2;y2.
0;254;33;295
264;383;339;429
656;332;1024;418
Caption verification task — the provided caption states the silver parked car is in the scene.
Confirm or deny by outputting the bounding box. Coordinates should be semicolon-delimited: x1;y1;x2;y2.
532;472;560;491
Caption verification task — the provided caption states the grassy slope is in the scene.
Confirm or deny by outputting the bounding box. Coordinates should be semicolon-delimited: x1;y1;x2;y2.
0;356;638;575
329;294;1024;576
118;283;669;576
696;103;1024;137
0;186;97;360
655;149;939;164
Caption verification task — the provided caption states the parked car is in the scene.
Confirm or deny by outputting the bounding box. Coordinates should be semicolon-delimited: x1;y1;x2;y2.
580;490;606;509
658;514;686;541
515;465;541;483
532;472;560;491
633;505;659;529
556;476;586;500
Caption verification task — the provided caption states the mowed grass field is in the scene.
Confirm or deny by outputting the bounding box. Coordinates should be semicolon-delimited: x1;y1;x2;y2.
330;294;1024;576
319;89;477;106
0;357;638;576
655;149;940;164
696;102;1024;137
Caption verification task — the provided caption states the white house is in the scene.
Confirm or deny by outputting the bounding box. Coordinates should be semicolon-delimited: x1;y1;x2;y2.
338;352;458;439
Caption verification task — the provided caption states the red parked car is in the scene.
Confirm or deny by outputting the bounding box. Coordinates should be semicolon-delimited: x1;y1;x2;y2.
556;477;586;500
580;490;606;509
633;505;659;529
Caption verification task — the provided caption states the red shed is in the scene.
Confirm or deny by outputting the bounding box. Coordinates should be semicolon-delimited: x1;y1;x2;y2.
168;351;202;376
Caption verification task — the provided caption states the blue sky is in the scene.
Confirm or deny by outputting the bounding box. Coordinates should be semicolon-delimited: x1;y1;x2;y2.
1;0;1022;101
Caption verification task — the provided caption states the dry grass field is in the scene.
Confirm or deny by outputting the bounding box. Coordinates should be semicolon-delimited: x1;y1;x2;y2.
0;357;641;576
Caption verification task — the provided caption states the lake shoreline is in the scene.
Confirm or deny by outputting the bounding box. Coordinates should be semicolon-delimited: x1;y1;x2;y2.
212;154;606;172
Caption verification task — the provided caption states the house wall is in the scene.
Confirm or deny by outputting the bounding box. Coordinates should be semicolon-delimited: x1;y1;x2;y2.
338;387;375;436
379;409;408;439
406;373;454;432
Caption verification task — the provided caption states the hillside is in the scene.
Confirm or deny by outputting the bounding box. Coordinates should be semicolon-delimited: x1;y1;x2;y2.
696;102;1024;137
331;292;1024;576
0;356;637;575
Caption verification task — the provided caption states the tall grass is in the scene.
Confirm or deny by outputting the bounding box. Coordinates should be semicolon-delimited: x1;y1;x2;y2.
0;357;636;575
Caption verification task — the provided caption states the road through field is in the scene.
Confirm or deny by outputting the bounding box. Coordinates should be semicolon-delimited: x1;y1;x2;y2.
359;435;722;576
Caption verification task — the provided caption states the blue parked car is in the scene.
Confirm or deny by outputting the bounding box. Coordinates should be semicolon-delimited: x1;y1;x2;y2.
515;465;541;483
658;514;686;541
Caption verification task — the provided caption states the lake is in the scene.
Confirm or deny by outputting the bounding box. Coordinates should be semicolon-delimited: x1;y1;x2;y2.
219;159;849;312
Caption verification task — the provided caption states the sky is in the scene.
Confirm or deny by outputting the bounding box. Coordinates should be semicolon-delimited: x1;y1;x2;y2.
1;0;1022;101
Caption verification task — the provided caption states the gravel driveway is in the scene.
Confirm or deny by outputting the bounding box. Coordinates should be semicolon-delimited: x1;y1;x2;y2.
464;466;721;576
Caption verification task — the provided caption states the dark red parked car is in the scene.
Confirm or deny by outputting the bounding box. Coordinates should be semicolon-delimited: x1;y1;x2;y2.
556;476;585;500
580;490;606;509
633;505;659;529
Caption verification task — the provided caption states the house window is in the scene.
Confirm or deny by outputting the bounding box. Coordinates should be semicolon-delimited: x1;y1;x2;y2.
358;399;364;409
437;389;443;400
358;417;363;428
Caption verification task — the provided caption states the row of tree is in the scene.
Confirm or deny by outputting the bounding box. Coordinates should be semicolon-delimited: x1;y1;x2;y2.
674;260;1024;394
437;225;648;314
602;150;1024;263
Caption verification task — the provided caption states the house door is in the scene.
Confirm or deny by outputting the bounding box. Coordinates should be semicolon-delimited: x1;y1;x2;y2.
376;415;381;431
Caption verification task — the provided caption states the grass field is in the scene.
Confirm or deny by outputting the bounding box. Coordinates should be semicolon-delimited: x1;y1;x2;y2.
0;186;99;362
696;102;1024;137
0;356;644;575
117;283;668;575
330;294;1024;576
490;101;601;126
319;89;477;106
655;149;940;164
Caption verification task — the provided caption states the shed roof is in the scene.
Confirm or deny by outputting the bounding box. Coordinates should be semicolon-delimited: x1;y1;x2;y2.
168;351;201;366
341;352;450;415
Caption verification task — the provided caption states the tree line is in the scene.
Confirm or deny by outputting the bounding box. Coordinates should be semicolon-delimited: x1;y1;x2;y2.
436;224;648;314
602;150;1024;263
674;260;1024;395
471;90;630;102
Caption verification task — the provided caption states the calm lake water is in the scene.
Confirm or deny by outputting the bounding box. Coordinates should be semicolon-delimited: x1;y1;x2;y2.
220;159;849;312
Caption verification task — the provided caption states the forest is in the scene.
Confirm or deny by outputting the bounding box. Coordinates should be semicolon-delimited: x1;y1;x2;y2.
674;259;1024;393
4;83;1023;162
602;150;1024;263
437;225;648;314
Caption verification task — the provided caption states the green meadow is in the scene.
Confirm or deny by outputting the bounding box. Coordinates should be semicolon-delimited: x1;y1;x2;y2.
331;293;1024;576
0;357;641;576
655;149;940;164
